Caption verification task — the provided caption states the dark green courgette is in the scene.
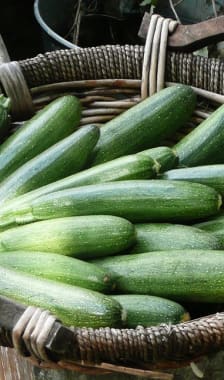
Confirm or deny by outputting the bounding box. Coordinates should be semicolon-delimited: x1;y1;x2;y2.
0;152;157;218
174;104;224;166
111;295;190;327
0;266;123;327
0;251;114;293
94;250;224;302
0;216;135;259
195;213;224;248
7;180;221;226
138;146;178;173
0;124;99;205
129;223;222;253
89;85;196;166
162;165;224;196
0;95;81;181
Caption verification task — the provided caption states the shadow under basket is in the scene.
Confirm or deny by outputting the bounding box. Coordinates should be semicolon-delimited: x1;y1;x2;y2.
1;41;224;380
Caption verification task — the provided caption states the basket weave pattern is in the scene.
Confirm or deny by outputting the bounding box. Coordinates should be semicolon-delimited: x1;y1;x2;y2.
0;18;224;376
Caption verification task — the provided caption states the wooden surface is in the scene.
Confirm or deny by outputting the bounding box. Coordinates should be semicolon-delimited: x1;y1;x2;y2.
138;13;224;52
1;347;224;380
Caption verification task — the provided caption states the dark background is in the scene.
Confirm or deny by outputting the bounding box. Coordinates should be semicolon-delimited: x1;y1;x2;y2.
1;0;43;61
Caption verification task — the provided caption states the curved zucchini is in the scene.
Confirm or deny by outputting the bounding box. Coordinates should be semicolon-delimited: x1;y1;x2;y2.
0;124;99;205
0;251;115;293
162;165;224;196
0;95;81;181
0;215;135;259
90;85;196;166
174;104;224;166
0;266;123;327
9;180;221;226
129;223;222;253
112;295;190;327
94;250;224;302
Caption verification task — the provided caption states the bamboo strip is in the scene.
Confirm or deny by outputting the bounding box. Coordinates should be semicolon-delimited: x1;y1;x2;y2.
30;79;142;95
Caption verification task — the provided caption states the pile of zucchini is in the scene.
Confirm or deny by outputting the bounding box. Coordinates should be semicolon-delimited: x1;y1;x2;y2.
1;84;224;329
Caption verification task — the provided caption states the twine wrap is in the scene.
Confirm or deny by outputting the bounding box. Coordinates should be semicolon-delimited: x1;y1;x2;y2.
12;306;58;363
11;306;224;371
0;61;34;119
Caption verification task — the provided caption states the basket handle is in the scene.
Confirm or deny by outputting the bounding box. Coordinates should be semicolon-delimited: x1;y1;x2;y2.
0;294;224;374
139;13;224;52
0;34;10;65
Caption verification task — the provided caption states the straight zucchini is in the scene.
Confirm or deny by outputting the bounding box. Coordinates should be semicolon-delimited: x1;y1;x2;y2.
89;85;196;166
138;146;178;173
94;250;224;302
162;165;224;196
0;152;157;220
129;223;222;253
0;216;135;259
0;95;10;140
111;295;190;327
0;266;123;327
0;251;114;293
174;104;224;166
0;124;99;205
8;180;221;226
0;95;81;181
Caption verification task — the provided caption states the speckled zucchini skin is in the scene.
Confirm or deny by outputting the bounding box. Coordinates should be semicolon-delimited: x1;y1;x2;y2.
90;85;196;166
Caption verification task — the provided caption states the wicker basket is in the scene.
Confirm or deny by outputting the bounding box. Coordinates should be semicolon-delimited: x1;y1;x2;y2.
1;15;224;380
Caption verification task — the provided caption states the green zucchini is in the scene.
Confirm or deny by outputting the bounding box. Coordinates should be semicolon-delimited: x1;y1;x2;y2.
0;95;81;181
138;146;178;173
0;251;114;293
0;266;123;327
162;165;224;196
0;152;157;224
0;95;10;140
0;216;135;259
111;295;190;328
0;124;99;205
195;213;224;248
174;104;224;166
89;85;196;166
8;180;221;226
94;250;224;302
129;223;222;253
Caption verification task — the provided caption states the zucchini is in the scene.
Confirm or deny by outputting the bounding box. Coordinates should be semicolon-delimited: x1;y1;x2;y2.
0;251;114;293
0;266;123;327
89;85;196;166
162;165;224;196
195;213;224;248
129;223;222;253
94;250;224;302
9;180;221;226
0;216;135;259
0;95;10;140
111;295;190;328
138;146;178;173
0;152;157;221
0;124;99;205
0;95;81;181
174;104;224;166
